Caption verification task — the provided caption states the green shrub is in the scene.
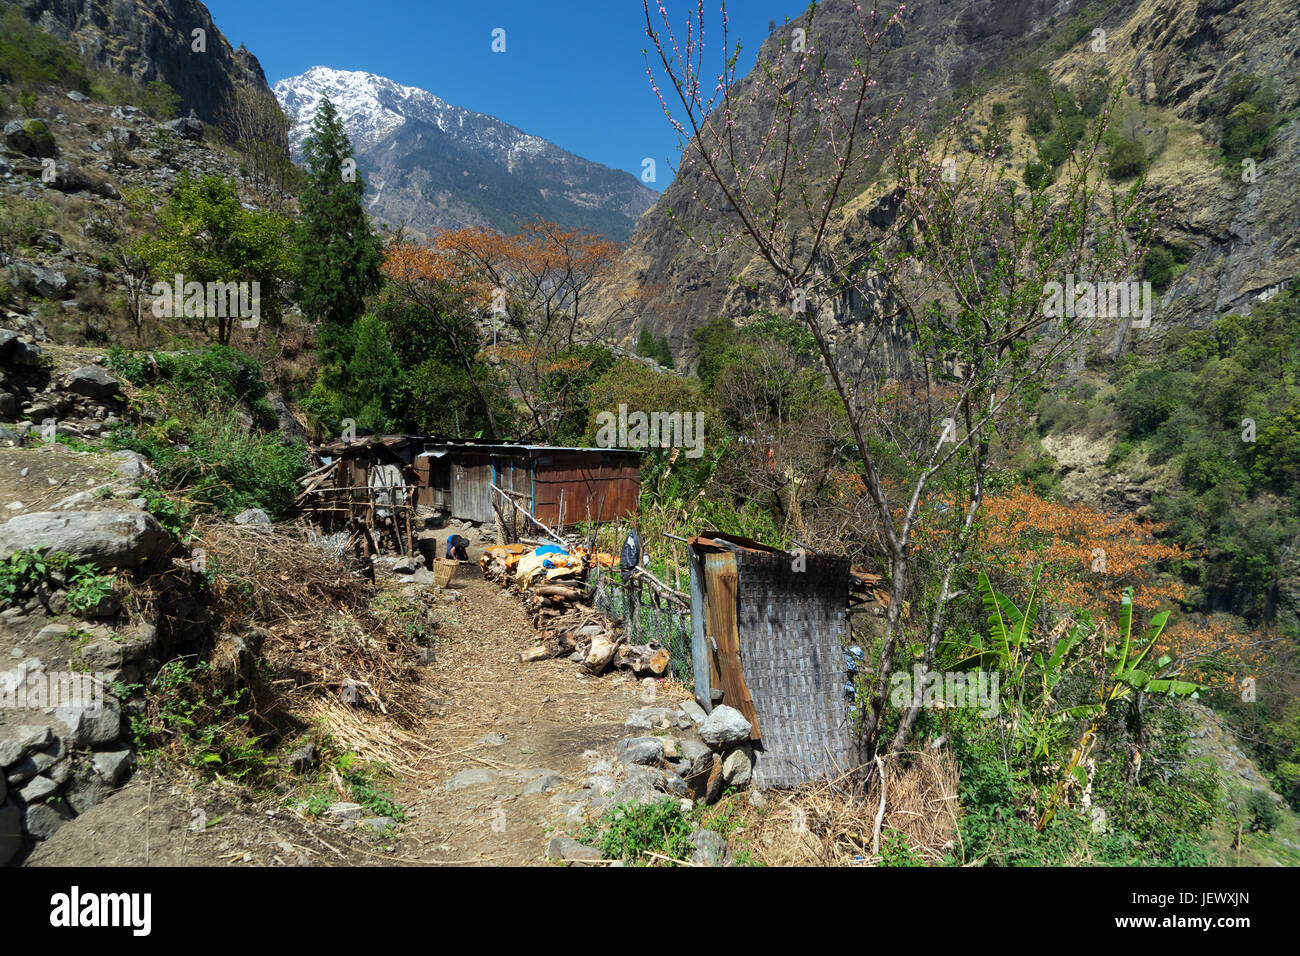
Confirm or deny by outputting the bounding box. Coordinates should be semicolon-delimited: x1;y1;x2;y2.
1106;136;1147;180
1247;789;1281;833
1201;74;1281;165
581;799;698;865
131;658;271;782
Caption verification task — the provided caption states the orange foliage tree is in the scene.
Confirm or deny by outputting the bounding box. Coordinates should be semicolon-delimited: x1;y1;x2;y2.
388;219;623;442
954;486;1265;686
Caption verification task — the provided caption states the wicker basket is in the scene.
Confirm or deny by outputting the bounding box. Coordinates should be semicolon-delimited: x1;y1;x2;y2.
433;558;459;589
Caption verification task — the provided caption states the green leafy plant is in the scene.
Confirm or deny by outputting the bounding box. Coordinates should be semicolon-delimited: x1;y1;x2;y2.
580;799;698;865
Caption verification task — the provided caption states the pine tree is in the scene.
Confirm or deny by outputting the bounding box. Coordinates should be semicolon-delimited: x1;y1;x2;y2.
294;96;383;362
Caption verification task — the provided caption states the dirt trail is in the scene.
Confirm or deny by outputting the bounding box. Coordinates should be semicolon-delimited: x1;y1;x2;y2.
27;567;682;867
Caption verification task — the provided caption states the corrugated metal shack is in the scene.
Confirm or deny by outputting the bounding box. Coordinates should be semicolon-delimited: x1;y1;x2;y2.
688;532;857;788
302;435;642;531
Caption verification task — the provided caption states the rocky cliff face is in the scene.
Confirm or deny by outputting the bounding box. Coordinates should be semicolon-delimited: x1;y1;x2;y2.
16;0;273;135
274;66;658;242
595;0;1299;370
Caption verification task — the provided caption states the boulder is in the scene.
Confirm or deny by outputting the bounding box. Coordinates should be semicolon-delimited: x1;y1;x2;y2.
9;262;69;299
616;736;664;766
546;836;601;863
23;800;70;840
704;754;724;804
445;768;496;791
91;745;132;785
722;747;752;788
65;763;112;814
233;508;271;526
699;704;753;749
679;700;707;724
3;119;56;158
54;696;121;748
108;126;140;148
65;365;121;400
0;724;53;768
0;510;170;567
688;828;732;866
168;115;204;140
6;735;67;785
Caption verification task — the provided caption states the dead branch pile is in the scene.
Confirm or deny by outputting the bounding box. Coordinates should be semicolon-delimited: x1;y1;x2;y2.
479;544;669;678
198;522;436;728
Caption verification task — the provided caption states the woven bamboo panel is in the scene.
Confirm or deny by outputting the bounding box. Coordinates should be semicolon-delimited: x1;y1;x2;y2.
733;550;852;788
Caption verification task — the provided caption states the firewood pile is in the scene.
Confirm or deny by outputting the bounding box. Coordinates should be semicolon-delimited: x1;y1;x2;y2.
480;543;671;678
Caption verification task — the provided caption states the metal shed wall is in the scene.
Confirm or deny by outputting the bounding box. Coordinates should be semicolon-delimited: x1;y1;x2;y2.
451;453;495;523
690;537;853;788
530;450;640;527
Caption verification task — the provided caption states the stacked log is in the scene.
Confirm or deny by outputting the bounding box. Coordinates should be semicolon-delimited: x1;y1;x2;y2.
479;543;671;678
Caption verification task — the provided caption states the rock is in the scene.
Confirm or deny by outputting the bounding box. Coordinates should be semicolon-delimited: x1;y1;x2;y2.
446;768;497;791
546;836;602;863
699;704;753;749
357;816;396;834
662;771;689;796
233;508;272;526
23;800;70;840
480;732;507;746
113;456;156;482
18;773;58;803
704;754;724;804
65;764;112;814
722;747;752;788
168;115;204;140
325;802;364;821
679;700;707;724
10;262;69;299
5;736;65;784
616;736;664;766
65;365;121;400
0;510;170;568
108;126;139;148
688;828;732;866
0;724;53;768
0;803;20;866
582;774;618;795
91;745;132;785
747;789;768;810
3;119;56;157
286;741;316;773
0;393;15;417
54;696;121;748
625;706;693;731
521;770;566;794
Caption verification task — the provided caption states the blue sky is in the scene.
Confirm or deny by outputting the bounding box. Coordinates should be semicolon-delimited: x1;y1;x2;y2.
206;0;801;192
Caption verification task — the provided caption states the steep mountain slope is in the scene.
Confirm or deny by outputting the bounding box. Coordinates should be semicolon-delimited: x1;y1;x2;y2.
13;0;274;135
273;66;657;242
596;0;1299;368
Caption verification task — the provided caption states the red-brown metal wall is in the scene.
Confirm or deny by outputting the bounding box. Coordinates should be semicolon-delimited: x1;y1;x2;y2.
530;451;640;528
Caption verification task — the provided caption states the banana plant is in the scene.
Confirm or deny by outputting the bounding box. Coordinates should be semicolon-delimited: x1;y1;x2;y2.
1037;588;1203;830
963;572;1203;831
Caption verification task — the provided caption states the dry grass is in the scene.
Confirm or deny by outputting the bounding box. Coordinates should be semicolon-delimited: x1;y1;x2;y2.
198;521;436;734
737;749;961;866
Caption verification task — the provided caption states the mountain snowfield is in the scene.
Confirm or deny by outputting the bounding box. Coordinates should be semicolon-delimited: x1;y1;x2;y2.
272;66;656;241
